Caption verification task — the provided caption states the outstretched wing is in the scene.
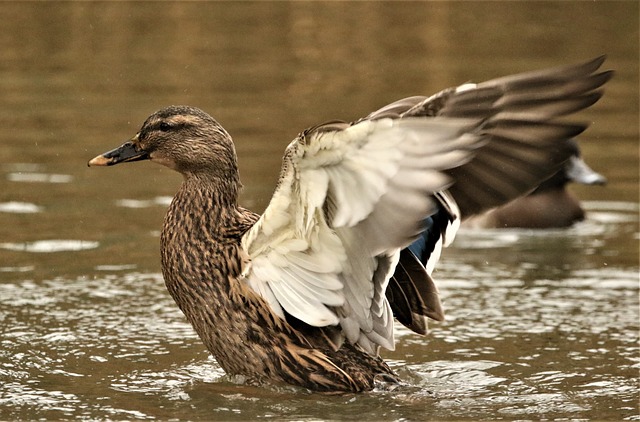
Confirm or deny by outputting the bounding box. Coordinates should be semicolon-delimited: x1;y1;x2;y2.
241;117;482;353
241;56;611;354
368;55;613;217
382;56;612;336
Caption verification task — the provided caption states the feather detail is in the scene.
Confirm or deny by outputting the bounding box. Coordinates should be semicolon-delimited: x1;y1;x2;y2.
242;117;483;351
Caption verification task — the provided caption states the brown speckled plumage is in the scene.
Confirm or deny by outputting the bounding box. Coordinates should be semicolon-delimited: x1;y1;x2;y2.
89;57;611;392
161;174;392;391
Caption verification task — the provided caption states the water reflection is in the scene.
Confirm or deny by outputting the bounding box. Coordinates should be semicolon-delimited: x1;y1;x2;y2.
0;202;43;214
0;240;99;253
6;173;74;183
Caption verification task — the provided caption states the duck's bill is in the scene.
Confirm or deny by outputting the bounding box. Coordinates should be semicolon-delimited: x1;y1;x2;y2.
566;156;607;185
88;141;149;167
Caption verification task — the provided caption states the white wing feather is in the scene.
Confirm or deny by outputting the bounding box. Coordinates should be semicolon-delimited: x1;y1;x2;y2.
241;117;480;353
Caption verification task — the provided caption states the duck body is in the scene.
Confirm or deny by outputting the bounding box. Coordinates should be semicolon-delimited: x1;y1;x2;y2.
89;57;612;392
463;140;606;229
161;177;394;391
465;187;584;229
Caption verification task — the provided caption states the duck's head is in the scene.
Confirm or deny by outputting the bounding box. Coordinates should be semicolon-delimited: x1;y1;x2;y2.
533;138;607;193
563;139;607;186
88;106;238;179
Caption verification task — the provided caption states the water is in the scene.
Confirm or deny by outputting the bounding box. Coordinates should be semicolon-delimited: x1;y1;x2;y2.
1;2;638;420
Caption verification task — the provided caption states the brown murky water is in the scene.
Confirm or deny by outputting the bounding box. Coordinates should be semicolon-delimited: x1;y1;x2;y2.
1;2;638;420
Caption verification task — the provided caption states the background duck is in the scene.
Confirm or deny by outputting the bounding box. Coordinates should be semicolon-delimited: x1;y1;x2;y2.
89;57;612;392
463;138;607;229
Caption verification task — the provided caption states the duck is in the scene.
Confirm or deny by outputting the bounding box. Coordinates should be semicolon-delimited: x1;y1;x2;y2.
463;138;607;229
88;56;612;392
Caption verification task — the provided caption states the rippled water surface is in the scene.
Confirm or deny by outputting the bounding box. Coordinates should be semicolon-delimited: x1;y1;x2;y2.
1;2;638;420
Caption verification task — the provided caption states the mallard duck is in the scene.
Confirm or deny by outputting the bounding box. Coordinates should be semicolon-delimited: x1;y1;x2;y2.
463;138;607;229
89;56;611;392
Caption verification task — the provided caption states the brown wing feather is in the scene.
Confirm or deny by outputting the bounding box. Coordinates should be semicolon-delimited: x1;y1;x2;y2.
366;56;612;218
383;57;612;335
388;248;445;335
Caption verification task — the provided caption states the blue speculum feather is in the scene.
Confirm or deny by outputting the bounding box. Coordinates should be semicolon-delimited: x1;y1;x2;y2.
408;206;451;268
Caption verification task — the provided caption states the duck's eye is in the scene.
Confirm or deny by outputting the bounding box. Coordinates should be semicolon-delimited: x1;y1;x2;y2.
159;122;172;132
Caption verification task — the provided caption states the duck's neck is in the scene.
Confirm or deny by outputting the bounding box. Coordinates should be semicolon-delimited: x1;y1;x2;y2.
179;172;241;211
160;173;243;294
